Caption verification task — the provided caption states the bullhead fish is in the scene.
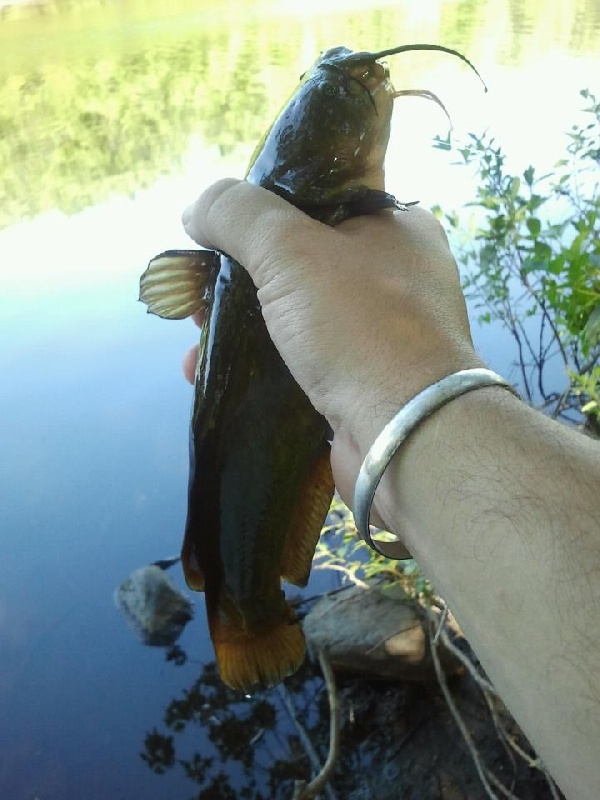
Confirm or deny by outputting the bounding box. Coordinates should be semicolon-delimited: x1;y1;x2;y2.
139;43;484;692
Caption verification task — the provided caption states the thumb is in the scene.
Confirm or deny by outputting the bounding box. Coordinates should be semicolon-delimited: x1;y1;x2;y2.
181;178;325;291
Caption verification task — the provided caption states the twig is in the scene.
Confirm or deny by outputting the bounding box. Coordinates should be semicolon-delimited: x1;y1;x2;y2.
484;689;538;769
539;764;562;800
277;685;333;799
428;612;517;800
505;306;533;401
428;602;497;696
431;605;561;800
292;650;340;800
313;562;370;590
482;689;518;790
432;603;448;646
483;769;521;800
437;627;498;695
483;690;561;800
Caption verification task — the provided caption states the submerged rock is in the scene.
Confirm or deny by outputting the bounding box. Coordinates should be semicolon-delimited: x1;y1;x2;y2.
115;562;193;647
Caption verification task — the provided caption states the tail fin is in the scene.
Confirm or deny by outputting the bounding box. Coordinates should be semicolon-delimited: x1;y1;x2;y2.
210;606;305;693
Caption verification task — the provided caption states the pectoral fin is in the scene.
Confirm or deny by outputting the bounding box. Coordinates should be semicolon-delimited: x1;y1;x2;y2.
139;249;219;320
280;442;334;587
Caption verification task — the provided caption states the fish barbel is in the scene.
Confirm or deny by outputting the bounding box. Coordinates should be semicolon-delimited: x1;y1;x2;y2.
139;44;484;691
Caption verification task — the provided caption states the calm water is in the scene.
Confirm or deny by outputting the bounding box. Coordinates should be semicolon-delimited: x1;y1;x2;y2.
0;1;599;797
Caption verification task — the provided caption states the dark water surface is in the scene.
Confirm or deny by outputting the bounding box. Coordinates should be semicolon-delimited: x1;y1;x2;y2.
0;1;599;797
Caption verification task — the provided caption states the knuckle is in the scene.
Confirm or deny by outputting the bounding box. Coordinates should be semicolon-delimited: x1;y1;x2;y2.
183;178;244;248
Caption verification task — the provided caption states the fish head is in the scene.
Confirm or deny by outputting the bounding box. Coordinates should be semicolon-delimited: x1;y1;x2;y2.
247;43;485;209
247;46;397;203
310;46;397;190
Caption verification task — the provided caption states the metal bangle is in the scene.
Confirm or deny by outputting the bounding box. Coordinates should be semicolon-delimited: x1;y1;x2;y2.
353;368;519;559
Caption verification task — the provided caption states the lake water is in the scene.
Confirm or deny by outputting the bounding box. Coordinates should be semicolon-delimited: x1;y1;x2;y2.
0;1;599;797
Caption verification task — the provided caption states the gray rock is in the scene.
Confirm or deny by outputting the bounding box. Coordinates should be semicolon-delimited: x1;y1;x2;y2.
114;564;194;646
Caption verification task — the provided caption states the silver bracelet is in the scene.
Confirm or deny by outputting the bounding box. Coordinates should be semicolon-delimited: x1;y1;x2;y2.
353;368;519;559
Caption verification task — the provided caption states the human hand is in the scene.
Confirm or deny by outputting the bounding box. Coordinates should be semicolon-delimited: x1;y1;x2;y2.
181;179;482;522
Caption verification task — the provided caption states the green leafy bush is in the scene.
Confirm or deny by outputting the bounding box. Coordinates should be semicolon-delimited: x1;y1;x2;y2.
315;497;433;600
433;89;600;431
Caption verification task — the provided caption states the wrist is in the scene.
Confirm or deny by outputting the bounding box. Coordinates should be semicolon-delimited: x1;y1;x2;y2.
372;382;522;548
353;369;518;557
350;348;486;459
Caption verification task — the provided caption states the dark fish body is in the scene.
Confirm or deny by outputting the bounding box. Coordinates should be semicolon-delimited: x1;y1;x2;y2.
139;44;484;691
183;254;333;688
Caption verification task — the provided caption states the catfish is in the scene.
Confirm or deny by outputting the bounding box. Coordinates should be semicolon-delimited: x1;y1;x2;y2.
139;44;484;692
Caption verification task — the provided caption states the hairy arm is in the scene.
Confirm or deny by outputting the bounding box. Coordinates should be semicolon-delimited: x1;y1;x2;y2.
377;386;600;799
182;179;600;798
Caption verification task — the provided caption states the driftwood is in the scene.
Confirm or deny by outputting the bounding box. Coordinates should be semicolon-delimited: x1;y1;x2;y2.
302;583;464;681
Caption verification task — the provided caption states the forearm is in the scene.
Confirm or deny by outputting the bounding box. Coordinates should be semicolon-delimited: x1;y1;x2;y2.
367;387;600;798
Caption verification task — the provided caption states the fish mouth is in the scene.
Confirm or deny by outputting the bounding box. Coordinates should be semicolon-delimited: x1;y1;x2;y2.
320;59;391;113
344;43;487;92
319;42;487;119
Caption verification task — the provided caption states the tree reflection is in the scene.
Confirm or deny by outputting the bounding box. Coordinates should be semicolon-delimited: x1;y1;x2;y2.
141;646;563;800
166;644;188;666
0;25;272;227
3;0;599;228
141;659;321;799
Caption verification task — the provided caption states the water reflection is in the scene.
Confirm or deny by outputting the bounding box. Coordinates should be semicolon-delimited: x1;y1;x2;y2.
140;660;319;798
138;635;558;799
1;0;599;227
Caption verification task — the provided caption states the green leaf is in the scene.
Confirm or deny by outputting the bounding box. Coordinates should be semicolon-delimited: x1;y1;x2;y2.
528;194;547;212
508;176;521;199
432;133;452;151
583;306;600;346
526;217;541;237
533;240;553;265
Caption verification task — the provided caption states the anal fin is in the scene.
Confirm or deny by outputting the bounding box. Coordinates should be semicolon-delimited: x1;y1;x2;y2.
280;442;334;587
